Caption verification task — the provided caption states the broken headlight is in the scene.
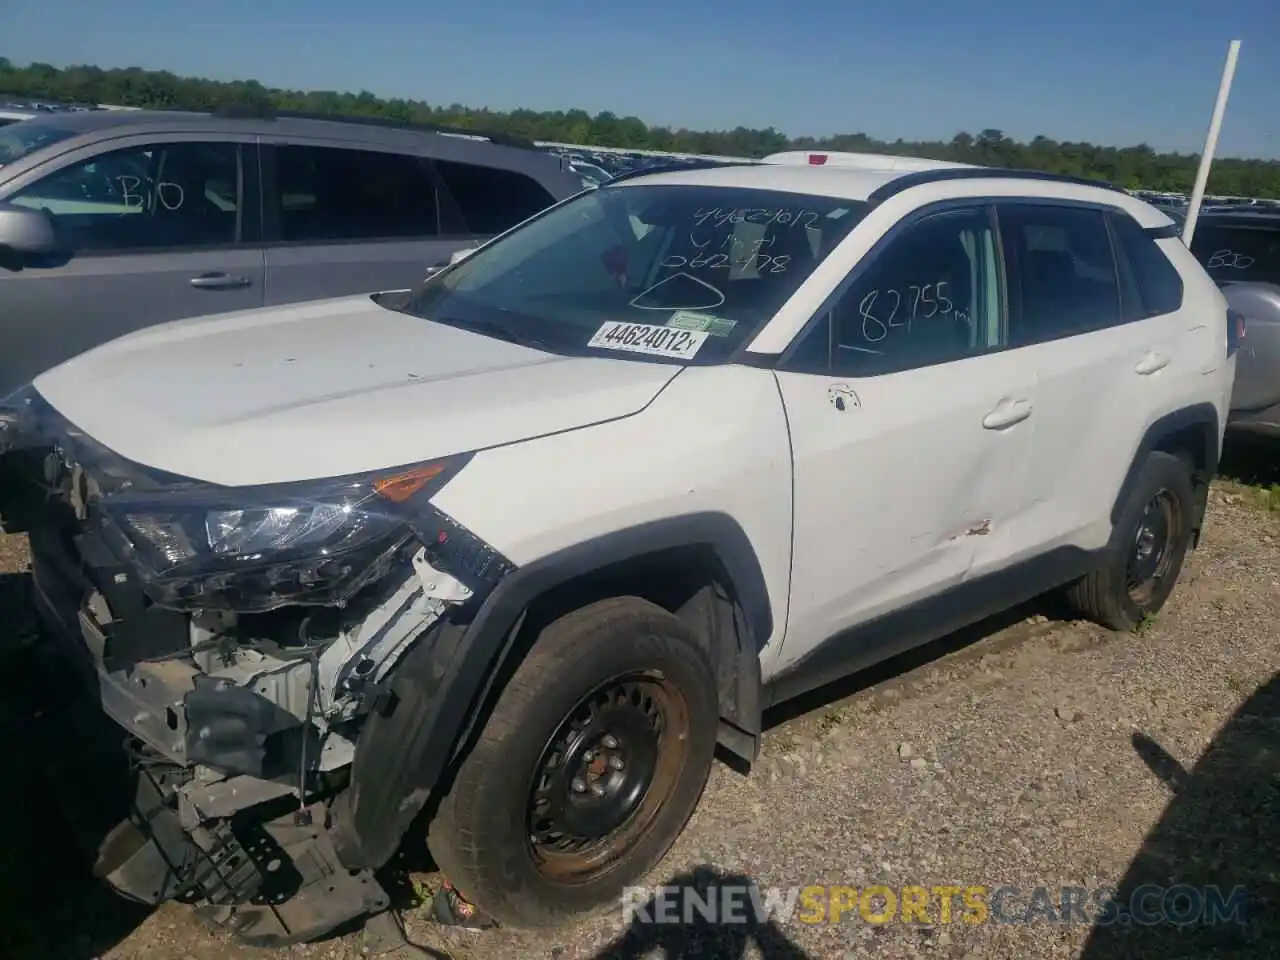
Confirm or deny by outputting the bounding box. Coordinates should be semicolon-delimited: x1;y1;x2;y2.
96;456;472;612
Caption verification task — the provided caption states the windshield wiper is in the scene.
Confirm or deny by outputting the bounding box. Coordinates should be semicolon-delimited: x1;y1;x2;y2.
433;316;554;352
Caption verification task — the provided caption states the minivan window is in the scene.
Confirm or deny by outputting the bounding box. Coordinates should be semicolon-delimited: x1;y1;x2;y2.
397;183;867;363
1001;204;1121;346
273;145;441;242
433;159;557;234
10;141;242;250
0;120;76;166
1189;222;1280;285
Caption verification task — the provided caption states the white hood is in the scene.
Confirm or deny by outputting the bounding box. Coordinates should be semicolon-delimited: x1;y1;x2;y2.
33;295;680;487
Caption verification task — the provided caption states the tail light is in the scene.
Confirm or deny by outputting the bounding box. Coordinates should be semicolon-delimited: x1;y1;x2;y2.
808;153;828;165
1227;308;1246;357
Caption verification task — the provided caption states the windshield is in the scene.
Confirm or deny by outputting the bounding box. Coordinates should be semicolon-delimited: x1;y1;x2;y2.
0;120;76;167
399;183;867;363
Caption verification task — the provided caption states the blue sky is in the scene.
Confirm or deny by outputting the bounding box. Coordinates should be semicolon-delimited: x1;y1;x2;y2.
5;0;1278;158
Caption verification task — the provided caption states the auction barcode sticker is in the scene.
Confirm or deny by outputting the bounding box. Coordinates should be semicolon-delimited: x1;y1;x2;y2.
587;320;709;359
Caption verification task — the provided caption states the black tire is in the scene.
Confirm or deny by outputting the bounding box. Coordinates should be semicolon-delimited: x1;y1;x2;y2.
426;596;719;929
1066;450;1196;631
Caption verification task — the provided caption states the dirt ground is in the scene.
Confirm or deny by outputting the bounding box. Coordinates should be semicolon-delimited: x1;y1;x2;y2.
1;441;1276;960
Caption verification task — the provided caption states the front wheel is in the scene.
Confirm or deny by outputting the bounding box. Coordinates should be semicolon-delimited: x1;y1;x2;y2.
426;597;719;929
1065;450;1196;630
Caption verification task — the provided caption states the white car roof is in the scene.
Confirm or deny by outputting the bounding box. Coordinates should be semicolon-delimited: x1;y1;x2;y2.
610;162;919;202
762;150;976;172
609;160;1177;229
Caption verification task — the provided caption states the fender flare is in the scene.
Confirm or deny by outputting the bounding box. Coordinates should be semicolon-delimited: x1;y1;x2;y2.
1111;402;1220;533
334;511;773;871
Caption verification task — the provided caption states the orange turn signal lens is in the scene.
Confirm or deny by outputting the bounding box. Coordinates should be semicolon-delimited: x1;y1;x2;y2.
373;463;448;503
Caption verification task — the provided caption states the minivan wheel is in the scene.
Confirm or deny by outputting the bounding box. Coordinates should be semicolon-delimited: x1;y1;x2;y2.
426;597;719;929
1066;450;1195;631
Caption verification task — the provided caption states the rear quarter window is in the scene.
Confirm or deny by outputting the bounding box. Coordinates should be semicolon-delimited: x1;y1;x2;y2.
433;159;556;235
1108;212;1185;318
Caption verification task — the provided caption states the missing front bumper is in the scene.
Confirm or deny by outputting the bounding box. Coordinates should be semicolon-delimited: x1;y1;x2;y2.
92;784;390;947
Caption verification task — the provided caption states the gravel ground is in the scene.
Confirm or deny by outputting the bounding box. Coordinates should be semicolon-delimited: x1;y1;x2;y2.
0;456;1276;960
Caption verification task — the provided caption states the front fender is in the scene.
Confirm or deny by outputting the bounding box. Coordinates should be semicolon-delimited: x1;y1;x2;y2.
333;511;772;871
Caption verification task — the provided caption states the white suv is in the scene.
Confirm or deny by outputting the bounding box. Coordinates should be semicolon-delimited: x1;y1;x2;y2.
0;158;1238;945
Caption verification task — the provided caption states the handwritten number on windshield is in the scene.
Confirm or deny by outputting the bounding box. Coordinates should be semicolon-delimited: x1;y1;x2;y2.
692;207;821;230
660;252;792;274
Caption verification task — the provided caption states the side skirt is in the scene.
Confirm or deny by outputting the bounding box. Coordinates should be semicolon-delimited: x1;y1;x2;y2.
763;546;1099;709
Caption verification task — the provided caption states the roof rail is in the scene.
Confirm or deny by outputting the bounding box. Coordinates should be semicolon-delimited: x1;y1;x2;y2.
865;166;1125;207
605;158;761;185
209;104;537;150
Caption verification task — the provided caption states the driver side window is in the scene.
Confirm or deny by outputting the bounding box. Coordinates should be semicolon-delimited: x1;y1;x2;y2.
793;206;1004;376
9;141;242;252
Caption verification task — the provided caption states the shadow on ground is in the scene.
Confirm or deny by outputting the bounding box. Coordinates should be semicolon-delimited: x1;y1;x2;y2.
590;865;812;960
1218;434;1280;488
1078;671;1280;959
0;570;151;960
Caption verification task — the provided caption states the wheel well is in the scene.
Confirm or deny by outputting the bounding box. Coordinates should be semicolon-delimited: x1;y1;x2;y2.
1153;421;1213;481
1125;410;1218;546
446;545;763;783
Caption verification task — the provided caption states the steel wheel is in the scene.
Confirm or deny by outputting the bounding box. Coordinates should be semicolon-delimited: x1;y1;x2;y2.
526;671;689;886
1126;488;1183;607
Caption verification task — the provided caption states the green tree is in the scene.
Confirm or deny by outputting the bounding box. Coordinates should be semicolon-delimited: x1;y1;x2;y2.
2;57;1277;197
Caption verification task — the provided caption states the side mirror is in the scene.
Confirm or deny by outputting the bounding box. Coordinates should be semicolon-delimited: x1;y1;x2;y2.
0;202;56;256
424;246;479;280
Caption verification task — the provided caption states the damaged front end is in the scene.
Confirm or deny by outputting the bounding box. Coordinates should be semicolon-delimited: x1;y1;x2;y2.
1;390;511;945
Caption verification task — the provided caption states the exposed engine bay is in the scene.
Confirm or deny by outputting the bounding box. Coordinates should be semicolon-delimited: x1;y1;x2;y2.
1;389;511;945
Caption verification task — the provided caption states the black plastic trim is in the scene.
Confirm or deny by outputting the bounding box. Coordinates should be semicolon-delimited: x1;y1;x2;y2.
338;511;773;870
239;141;263;244
865;167;1125;209
765;545;1098;707
1143;222;1181;240
1110;403;1221;529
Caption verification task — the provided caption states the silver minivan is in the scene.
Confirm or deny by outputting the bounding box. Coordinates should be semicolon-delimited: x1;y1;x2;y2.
0;109;584;395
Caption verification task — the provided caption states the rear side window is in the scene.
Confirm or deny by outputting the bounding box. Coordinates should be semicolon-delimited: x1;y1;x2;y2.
433;159;555;235
1189;222;1280;285
273;145;440;242
1000;204;1121;346
0;120;76;164
1107;212;1184;319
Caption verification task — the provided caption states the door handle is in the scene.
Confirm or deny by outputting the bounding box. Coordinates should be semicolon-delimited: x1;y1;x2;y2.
189;273;251;290
1135;351;1170;375
982;398;1032;430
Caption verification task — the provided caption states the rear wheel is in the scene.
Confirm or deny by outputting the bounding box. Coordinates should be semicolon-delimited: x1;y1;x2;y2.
1066;451;1195;630
426;597;718;928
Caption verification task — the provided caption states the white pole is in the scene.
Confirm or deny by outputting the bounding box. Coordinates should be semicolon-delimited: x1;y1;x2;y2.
1182;40;1241;245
